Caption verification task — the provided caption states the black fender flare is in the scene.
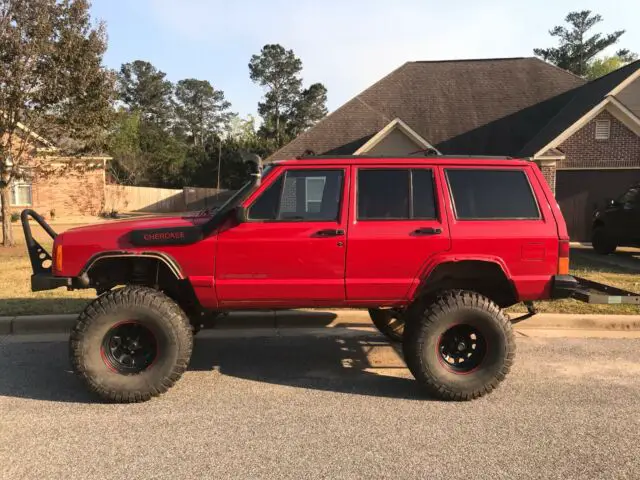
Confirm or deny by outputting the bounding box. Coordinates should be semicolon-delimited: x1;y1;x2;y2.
79;251;184;281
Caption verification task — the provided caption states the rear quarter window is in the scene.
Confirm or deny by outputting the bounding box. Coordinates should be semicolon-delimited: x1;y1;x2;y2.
446;169;540;220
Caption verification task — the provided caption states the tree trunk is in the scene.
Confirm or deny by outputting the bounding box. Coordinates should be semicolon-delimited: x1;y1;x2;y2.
275;100;280;147
1;184;15;247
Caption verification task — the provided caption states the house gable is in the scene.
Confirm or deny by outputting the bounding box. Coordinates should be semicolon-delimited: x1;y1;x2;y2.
353;118;440;155
557;110;640;170
530;96;640;158
617;74;640;119
521;60;640;158
359;128;424;156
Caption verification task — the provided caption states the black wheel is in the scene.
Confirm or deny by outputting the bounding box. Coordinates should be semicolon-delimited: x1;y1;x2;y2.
592;227;616;255
70;286;193;403
403;290;515;401
368;308;405;342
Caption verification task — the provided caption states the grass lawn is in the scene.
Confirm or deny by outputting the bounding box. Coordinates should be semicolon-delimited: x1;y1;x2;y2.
0;223;95;317
2;224;640;316
507;249;640;315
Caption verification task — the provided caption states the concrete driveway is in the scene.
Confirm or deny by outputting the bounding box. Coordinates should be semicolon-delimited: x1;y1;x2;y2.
572;244;640;272
1;332;640;479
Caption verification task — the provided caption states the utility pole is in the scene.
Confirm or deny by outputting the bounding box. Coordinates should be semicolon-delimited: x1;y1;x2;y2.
216;140;221;191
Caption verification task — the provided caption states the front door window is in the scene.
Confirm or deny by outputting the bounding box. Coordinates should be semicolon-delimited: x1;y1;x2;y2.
248;169;343;222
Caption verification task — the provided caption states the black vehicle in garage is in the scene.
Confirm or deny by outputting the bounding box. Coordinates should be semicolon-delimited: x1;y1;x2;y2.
592;183;640;254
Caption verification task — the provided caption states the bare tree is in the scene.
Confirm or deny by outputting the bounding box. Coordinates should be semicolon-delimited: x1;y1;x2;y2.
0;0;114;246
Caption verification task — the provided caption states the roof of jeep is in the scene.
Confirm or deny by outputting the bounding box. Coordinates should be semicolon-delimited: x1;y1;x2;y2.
273;156;531;167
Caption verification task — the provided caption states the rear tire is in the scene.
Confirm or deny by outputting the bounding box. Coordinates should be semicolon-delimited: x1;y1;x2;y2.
592;227;616;255
70;286;193;403
403;290;515;401
368;308;405;342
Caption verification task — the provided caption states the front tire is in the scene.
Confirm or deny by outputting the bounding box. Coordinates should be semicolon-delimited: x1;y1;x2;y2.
403;290;515;401
70;286;193;403
592;226;616;255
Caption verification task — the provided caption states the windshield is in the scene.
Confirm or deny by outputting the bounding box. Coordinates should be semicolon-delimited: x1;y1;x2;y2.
202;165;275;234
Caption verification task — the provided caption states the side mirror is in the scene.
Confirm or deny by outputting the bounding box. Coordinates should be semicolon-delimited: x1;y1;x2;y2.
235;206;248;223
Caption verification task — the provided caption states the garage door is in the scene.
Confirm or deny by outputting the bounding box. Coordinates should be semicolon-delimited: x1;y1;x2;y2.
556;169;640;241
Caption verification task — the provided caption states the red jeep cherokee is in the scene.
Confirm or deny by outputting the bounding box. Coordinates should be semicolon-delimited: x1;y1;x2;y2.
22;155;582;403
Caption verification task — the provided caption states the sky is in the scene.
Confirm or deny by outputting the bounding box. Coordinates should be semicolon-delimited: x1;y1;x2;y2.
90;0;640;119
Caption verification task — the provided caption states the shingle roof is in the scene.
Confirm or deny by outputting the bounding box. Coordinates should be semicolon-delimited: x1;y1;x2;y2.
269;57;585;161
519;60;640;157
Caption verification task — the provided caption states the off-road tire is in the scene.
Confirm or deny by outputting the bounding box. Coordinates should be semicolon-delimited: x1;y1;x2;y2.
368;308;405;342
70;286;193;403
592;226;617;255
403;290;515;401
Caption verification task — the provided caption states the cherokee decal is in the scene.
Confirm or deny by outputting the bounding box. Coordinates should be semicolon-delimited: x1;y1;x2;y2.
130;227;203;246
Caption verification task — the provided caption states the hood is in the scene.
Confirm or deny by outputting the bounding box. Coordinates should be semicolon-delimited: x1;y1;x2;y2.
53;213;218;278
56;214;211;254
64;214;207;236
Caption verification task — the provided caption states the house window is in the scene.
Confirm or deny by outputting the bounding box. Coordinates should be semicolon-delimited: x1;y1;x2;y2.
595;120;611;140
10;180;32;206
305;177;326;213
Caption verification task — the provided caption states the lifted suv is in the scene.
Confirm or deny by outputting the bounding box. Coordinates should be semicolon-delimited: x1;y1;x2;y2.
22;156;594;402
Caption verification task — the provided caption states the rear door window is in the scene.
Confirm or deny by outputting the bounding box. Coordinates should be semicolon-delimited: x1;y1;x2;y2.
357;168;437;220
412;169;437;219
446;169;539;220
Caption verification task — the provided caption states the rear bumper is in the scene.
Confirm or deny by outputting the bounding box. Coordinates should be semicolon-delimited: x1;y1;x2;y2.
550;275;579;299
31;273;72;292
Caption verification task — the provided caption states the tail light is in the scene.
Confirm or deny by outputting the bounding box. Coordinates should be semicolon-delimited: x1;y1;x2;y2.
558;239;570;275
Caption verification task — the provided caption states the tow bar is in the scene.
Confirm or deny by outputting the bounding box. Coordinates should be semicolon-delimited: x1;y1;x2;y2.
572;276;640;305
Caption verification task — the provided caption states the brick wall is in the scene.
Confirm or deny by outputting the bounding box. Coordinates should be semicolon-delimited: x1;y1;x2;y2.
538;163;557;193
558;110;640;169
29;166;105;217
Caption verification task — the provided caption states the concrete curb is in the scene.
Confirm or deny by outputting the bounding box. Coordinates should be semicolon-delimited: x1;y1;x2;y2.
0;317;12;335
2;310;640;336
0;314;77;335
512;313;640;331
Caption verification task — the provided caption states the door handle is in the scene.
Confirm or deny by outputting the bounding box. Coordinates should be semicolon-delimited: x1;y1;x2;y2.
411;227;442;236
313;229;345;237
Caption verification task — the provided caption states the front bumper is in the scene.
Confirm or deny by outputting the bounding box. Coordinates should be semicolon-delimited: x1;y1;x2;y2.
21;209;73;292
31;273;72;292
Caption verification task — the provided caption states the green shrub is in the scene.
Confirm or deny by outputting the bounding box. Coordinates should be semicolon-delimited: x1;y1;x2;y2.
10;212;20;223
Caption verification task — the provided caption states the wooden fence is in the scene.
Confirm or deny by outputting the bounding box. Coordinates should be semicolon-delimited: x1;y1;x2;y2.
105;185;233;213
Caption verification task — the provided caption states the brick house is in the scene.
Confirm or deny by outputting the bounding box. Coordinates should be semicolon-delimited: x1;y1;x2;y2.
1;127;111;218
269;57;640;241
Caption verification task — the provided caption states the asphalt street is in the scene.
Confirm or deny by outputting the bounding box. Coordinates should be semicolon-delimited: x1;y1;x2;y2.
1;332;639;479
